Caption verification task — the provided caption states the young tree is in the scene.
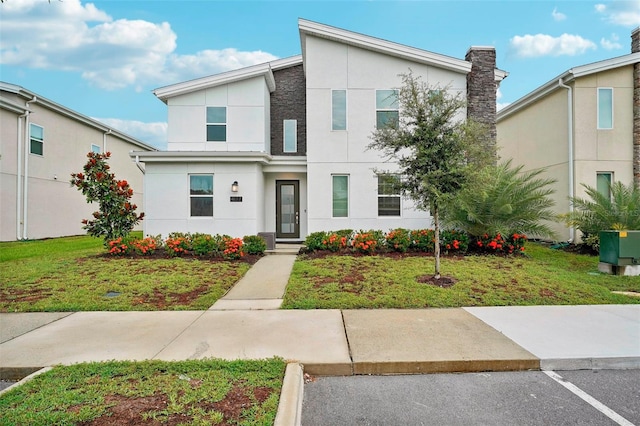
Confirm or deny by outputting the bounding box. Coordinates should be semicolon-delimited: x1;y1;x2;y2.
368;72;493;279
71;152;144;245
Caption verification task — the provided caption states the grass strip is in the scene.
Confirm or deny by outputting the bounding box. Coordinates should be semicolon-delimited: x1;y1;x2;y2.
0;358;286;426
282;243;640;309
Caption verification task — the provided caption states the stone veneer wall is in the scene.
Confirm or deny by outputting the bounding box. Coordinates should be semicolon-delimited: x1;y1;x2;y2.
632;27;640;186
465;47;498;162
270;64;307;156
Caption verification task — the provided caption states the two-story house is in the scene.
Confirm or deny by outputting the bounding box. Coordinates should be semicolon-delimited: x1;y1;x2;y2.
497;27;640;241
132;19;506;242
0;83;156;241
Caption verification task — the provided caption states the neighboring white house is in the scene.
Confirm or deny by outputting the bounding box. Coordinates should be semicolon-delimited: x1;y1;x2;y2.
497;27;640;241
133;19;506;241
0;82;156;241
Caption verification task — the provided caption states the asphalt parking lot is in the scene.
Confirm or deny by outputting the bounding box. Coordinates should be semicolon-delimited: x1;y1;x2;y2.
302;369;639;425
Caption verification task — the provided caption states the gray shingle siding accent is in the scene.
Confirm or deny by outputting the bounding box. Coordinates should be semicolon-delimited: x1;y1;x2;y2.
270;65;307;156
632;28;640;185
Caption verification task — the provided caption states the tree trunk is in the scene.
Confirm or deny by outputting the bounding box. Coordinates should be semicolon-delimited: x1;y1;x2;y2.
433;203;441;279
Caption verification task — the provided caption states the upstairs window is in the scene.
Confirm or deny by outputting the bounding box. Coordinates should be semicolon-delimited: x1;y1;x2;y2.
91;144;101;154
283;120;297;153
377;174;401;216
206;107;226;141
332;90;347;130
376;89;399;129
596;172;612;200
597;88;613;129
190;175;213;217
29;123;44;156
332;175;349;217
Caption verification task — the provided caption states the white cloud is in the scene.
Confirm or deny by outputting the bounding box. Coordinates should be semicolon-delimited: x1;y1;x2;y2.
552;7;567;21
595;1;640;26
496;89;510;111
0;0;278;90
94;118;168;150
509;33;597;57
600;33;622;50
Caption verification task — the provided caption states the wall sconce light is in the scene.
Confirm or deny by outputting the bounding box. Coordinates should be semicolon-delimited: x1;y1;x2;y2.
231;181;239;192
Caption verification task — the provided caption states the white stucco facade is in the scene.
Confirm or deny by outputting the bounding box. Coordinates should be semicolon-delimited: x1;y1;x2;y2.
135;19;502;241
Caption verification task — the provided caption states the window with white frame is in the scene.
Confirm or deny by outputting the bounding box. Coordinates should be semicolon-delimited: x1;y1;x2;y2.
332;90;347;131
597;88;613;129
377;174;401;216
206;107;226;141
283;119;297;153
29;123;44;156
376;89;399;129
190;175;213;217
596;172;612;199
91;144;101;154
332;175;349;217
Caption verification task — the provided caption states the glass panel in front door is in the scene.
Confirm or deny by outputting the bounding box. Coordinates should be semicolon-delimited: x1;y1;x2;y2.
281;184;295;234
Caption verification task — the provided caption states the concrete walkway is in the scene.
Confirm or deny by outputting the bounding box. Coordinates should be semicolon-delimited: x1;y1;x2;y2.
210;255;296;310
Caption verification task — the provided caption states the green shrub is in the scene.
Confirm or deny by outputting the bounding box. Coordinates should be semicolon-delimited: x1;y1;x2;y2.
564;181;640;252
440;229;469;253
304;231;328;251
243;235;267;255
385;228;412;252
191;233;219;256
442;160;557;240
411;229;435;252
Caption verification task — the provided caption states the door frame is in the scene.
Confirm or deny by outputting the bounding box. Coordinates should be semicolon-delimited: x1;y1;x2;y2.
275;180;300;239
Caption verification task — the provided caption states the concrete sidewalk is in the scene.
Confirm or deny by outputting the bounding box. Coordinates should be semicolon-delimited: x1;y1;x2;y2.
1;305;639;379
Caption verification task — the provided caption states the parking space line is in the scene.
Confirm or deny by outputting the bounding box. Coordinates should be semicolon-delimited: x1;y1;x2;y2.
544;371;635;426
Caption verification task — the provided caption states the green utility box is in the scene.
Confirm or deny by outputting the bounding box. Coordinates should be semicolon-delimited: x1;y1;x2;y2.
599;230;640;266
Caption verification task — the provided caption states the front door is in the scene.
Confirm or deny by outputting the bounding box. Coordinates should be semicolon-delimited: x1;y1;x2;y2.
276;180;299;239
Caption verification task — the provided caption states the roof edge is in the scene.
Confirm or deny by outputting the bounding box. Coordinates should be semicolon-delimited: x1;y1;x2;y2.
0;82;157;151
298;18;472;74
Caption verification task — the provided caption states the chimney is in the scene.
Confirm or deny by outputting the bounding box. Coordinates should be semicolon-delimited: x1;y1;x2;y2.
633;27;640;186
465;46;498;161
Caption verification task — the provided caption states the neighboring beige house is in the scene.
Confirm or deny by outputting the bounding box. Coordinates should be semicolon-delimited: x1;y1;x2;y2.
0;82;156;241
497;27;640;241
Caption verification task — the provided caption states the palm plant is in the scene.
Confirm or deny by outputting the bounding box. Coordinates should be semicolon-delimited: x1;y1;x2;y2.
442;160;557;239
564;181;640;250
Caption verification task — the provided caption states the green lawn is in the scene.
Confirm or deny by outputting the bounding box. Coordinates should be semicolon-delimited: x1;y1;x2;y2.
281;243;640;309
0;234;251;312
0;358;285;426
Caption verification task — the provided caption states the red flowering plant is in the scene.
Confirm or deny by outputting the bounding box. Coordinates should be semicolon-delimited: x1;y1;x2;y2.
222;237;245;260
473;232;527;255
410;229;435;253
165;236;190;257
385;228;412;253
71;152;144;246
322;233;348;252
440;229;469;254
352;232;379;255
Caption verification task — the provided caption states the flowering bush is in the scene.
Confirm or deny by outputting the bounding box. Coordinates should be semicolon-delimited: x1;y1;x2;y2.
385;228;411;253
472;232;527;255
411;229;435;252
131;237;158;255
440;230;469;253
223;237;244;260
108;237;133;256
71;152;143;245
323;233;349;252
165;236;190;257
352;232;378;254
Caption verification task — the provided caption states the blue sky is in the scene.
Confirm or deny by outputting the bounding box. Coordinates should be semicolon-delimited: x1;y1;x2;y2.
1;0;639;149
